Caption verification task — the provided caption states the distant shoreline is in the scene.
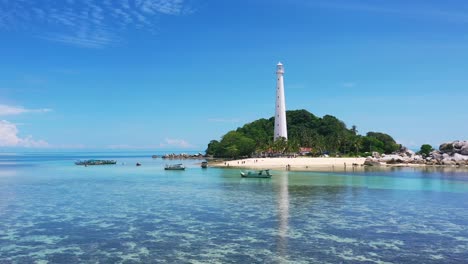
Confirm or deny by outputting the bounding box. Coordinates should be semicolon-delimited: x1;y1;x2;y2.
211;157;366;171
210;157;468;172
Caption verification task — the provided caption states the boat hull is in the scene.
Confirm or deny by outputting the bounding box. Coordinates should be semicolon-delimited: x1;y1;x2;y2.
241;174;272;178
240;170;272;178
165;163;185;170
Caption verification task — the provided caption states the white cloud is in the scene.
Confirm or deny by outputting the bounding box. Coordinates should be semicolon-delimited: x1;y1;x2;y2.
0;0;192;48
42;32;115;49
0;104;51;116
0;120;49;147
140;0;185;15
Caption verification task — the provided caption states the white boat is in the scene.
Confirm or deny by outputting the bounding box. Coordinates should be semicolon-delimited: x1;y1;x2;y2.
165;164;185;170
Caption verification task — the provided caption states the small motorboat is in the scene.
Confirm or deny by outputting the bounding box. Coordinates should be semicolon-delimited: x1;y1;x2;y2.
240;169;272;178
165;164;185;170
201;161;208;168
136;162;142;166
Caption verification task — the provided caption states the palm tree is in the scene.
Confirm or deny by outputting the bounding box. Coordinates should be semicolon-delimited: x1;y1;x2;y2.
286;139;300;154
273;137;288;154
352;136;362;155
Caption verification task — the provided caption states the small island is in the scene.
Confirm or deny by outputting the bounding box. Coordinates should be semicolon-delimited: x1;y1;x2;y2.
75;160;117;166
206;109;468;170
161;153;206;159
206;109;400;159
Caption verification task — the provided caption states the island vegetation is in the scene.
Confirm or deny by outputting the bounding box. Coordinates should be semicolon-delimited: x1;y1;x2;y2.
206;109;400;158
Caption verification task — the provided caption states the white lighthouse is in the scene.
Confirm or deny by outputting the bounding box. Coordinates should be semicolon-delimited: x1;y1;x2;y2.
274;62;288;141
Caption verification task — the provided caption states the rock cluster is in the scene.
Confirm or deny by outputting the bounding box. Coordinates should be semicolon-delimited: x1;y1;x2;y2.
429;140;468;166
364;140;468;167
161;153;206;159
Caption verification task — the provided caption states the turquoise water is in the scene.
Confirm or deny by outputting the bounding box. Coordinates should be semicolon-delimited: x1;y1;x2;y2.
1;152;468;263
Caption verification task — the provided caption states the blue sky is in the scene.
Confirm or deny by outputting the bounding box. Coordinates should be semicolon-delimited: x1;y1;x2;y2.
0;0;467;151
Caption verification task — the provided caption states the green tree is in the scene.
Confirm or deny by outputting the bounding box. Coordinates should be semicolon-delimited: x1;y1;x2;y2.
236;137;256;157
214;131;256;158
205;109;400;158
272;137;288;153
419;144;434;157
361;136;384;153
225;145;239;158
286;139;300;153
366;132;400;154
206;140;220;156
236;118;273;150
350;135;363;155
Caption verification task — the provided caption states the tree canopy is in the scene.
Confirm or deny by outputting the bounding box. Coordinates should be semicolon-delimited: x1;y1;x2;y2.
206;109;400;158
418;144;434;157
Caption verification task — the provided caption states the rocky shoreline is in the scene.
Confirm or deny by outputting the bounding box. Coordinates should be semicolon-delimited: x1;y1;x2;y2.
365;140;468;167
160;153;206;159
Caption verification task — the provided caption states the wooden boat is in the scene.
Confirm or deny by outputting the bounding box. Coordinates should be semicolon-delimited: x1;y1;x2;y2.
201;161;208;168
165;164;185;170
240;169;272;178
75;160;117;166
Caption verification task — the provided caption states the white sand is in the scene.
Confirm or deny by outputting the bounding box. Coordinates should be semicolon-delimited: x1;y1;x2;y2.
212;157;366;171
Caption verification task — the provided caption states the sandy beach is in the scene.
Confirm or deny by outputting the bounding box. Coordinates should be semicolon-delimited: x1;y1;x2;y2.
212;157;367;171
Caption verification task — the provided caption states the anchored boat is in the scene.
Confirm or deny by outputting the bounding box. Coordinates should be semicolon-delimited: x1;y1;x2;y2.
165;164;185;170
240;169;272;178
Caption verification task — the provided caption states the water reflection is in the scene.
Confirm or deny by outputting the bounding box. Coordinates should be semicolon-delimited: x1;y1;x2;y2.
276;171;289;258
363;166;468;179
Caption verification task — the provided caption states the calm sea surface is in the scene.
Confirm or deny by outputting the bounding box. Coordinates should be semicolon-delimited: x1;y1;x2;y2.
1;152;468;263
